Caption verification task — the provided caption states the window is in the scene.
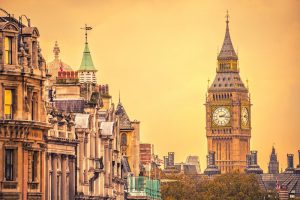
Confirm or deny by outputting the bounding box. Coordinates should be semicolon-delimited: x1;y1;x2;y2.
31;92;38;121
121;134;127;146
4;37;13;65
5;149;14;181
31;151;38;182
4;89;13;119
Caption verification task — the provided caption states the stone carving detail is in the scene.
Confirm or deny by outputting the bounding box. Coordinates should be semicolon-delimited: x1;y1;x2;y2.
5;24;18;32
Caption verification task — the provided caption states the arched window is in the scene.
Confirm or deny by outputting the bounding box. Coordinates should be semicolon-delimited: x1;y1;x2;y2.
121;133;127;146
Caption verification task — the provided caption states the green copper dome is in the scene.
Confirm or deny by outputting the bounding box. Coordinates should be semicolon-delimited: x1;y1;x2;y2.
78;43;97;71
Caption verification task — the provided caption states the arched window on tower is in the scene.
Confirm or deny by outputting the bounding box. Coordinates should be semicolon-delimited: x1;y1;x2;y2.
121;133;127;146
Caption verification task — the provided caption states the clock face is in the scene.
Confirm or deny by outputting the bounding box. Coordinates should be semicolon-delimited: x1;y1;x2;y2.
241;107;249;127
212;107;231;126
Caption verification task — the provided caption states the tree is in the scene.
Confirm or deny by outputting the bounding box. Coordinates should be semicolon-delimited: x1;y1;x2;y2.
161;172;270;200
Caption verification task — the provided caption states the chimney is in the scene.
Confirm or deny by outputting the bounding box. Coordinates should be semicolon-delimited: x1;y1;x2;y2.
285;154;295;173
287;154;294;169
163;156;169;169
295;150;300;174
298;150;300;167
245;150;263;174
204;151;220;176
208;151;216;166
251;151;258;165
246;154;251;168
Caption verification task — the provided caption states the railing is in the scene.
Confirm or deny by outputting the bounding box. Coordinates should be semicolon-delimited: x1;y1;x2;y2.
127;176;161;199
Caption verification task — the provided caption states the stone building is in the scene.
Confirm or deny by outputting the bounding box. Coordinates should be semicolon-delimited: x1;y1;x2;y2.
139;144;162;179
205;12;251;173
258;151;300;200
45;109;77;200
0;9;49;199
140;143;152;166
47;28;125;199
115;99;140;177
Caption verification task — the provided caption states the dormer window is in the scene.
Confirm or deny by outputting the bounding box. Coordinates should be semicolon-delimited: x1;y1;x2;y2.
4;37;13;65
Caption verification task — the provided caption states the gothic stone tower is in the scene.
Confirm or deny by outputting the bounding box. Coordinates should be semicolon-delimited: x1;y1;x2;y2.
205;13;251;173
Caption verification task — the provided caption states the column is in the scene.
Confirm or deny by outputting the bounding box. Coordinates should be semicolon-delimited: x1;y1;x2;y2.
68;156;75;200
61;155;67;200
51;153;58;200
0;83;3;119
104;140;110;187
85;133;89;182
109;141;113;186
40;150;45;200
79;134;84;183
22;149;29;200
45;153;51;200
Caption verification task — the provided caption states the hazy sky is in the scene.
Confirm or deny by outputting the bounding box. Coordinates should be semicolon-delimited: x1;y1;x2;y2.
2;0;300;171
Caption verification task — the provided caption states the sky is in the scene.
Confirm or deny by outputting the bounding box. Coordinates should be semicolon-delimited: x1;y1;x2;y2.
2;0;300;172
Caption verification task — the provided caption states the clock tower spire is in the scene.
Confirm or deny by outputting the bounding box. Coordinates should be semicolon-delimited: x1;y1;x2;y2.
205;12;251;173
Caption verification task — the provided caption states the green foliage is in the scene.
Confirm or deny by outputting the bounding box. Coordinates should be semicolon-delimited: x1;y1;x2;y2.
161;172;271;200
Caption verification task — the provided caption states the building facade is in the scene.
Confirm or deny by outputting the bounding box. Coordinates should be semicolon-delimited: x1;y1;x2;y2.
0;8;160;200
205;13;251;173
115;100;140;177
140;143;152;166
45;110;77;200
0;10;49;199
47;33;125;199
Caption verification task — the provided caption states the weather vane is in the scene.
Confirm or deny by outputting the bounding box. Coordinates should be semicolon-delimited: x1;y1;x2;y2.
81;24;92;44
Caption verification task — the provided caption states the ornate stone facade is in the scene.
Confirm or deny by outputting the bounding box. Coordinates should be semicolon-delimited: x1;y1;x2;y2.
0;10;49;200
0;8;151;200
205;13;251;173
47;35;125;199
45;110;77;200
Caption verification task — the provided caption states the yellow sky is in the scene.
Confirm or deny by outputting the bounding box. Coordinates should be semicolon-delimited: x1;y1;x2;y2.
3;0;300;171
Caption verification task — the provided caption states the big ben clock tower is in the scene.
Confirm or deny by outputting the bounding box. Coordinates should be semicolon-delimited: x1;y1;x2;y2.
206;12;251;173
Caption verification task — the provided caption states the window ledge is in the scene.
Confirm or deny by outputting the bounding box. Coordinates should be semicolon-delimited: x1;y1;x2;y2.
1;180;18;189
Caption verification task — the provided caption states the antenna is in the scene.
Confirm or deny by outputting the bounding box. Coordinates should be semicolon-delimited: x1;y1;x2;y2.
80;24;92;44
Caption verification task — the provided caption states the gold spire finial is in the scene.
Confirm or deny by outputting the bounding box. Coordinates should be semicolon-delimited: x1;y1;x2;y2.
226;10;230;24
